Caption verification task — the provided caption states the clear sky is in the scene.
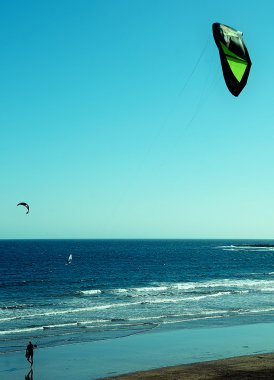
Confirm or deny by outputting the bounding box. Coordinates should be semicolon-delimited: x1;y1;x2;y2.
1;0;274;239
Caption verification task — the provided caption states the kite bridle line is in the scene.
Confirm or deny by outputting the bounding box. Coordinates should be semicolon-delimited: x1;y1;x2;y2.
111;32;212;226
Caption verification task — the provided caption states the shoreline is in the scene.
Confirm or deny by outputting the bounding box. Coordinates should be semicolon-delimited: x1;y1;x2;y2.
100;353;274;379
1;322;274;379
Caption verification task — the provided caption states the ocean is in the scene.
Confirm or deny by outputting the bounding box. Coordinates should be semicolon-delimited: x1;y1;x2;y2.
1;239;274;356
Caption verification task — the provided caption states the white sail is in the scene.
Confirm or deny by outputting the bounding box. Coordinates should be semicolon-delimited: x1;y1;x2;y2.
67;254;72;265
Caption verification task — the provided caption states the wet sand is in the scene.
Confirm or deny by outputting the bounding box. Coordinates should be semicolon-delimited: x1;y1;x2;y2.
2;322;274;379
101;353;274;379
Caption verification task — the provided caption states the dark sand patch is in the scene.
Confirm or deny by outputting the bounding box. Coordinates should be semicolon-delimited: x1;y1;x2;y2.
101;353;274;379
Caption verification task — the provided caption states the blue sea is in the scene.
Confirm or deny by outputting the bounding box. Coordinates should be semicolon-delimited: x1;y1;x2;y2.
1;239;274;356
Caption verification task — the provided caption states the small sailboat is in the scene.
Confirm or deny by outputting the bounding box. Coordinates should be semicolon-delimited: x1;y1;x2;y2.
66;254;72;265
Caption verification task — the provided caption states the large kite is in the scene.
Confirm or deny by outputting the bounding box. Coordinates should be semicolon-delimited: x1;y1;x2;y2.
212;23;252;96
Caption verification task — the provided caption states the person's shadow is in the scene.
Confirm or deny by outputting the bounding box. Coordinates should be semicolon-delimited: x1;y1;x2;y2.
25;368;33;380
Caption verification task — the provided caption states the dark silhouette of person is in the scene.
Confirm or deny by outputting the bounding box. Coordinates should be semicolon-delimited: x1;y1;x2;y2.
25;341;37;366
25;368;33;380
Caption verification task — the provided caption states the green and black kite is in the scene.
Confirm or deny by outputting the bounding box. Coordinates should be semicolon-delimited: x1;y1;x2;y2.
212;23;252;96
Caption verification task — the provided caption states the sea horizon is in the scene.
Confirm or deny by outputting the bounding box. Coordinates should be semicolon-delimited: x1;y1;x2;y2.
2;237;274;240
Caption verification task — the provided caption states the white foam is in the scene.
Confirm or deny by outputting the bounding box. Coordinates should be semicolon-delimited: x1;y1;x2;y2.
80;289;102;295
131;286;168;292
218;245;274;251
170;278;274;291
172;283;196;290
0;326;44;335
141;291;232;305
112;288;128;293
128;315;167;321
80;279;274;298
0;316;21;322
79;319;109;325
161;315;223;325
6;302;141;320
43;322;79;329
246;307;274;314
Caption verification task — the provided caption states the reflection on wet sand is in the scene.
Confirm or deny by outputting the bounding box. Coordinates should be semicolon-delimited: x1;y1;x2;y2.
25;368;33;380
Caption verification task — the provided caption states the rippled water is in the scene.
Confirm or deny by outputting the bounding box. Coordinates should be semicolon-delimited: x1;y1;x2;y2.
1;239;274;354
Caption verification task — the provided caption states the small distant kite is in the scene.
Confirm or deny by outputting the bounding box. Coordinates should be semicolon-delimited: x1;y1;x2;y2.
212;22;252;96
17;202;29;214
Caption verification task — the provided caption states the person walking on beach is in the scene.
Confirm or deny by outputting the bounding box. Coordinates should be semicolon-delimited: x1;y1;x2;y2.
25;341;37;366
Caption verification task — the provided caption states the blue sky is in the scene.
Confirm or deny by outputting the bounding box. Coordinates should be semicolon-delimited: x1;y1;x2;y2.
1;0;274;239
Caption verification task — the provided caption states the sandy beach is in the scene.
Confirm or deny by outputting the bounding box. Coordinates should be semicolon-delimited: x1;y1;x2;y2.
101;353;274;379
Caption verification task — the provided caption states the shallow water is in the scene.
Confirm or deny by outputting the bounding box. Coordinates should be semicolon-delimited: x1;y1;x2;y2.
1;322;274;380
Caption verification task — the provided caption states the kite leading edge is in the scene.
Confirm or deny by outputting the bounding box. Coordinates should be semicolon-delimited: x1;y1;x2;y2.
17;202;30;214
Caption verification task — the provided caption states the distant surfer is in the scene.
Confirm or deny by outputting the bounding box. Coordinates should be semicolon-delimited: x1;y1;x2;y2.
25;341;37;366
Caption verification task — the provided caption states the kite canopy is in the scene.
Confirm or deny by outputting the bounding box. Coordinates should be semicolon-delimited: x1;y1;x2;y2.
17;202;29;214
212;23;252;96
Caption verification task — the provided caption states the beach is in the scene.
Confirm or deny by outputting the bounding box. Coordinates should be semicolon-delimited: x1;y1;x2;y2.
1;322;274;379
101;354;274;379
